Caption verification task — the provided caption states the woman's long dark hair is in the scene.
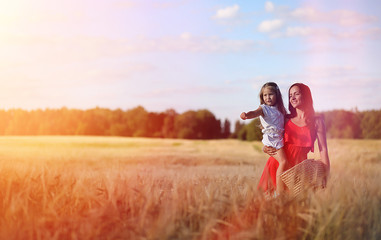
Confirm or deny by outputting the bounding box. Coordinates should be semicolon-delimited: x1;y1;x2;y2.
288;83;316;138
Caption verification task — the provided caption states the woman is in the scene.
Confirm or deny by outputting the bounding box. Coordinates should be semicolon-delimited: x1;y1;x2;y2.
258;83;330;194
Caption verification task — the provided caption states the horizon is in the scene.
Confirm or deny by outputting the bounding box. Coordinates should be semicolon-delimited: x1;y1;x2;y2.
1;0;380;124
0;105;377;124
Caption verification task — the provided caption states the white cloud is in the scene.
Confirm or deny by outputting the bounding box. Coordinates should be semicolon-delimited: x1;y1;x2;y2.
332;27;381;39
286;27;312;37
180;32;192;40
265;1;275;12
333;9;378;26
114;0;191;9
0;32;260;72
259;4;380;40
289;7;377;26
137;85;234;98
213;4;240;19
113;1;138;8
258;19;284;32
276;26;381;40
291;7;321;21
131;34;258;53
304;65;358;79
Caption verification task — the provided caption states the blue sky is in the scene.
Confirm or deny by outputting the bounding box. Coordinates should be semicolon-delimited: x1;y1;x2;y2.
1;0;380;124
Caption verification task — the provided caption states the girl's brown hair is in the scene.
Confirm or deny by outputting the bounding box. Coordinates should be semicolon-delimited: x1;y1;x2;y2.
259;82;286;116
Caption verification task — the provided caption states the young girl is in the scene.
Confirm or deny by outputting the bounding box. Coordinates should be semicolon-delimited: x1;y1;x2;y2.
240;82;287;195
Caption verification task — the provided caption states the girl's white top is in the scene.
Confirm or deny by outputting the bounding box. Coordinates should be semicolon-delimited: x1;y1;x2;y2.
259;104;284;149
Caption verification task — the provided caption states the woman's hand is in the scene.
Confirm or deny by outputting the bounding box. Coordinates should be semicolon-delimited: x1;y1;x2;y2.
263;145;277;156
316;159;330;188
240;112;247;120
322;161;330;188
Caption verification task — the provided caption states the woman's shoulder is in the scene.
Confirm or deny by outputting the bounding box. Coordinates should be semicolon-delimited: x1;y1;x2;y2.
314;114;326;129
314;114;325;122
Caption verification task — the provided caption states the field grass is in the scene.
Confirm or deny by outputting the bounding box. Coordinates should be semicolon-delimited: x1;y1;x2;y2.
0;136;380;240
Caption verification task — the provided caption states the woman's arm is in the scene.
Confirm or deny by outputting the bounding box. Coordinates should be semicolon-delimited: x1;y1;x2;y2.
240;106;263;120
316;116;330;176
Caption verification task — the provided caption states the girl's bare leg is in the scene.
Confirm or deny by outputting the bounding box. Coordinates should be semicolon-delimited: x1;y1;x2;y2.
273;148;288;194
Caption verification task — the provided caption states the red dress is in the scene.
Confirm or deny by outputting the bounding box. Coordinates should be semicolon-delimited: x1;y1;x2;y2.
257;119;315;192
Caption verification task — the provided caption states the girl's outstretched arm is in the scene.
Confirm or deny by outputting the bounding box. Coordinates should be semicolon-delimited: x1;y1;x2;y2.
240;106;263;120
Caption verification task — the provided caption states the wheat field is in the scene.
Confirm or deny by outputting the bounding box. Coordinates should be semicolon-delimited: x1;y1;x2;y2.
0;136;380;240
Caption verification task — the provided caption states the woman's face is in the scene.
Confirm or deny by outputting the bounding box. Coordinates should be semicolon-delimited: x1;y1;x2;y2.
289;85;302;108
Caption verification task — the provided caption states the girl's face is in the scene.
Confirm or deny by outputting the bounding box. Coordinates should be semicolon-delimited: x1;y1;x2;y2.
262;87;277;106
289;85;302;108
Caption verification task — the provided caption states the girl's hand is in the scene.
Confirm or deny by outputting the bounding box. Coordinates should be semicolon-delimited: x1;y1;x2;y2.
240;112;247;120
263;145;277;156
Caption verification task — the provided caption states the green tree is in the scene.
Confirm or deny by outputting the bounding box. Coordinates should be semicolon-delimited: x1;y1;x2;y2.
174;109;221;139
222;119;231;138
109;108;129;136
146;112;166;138
78;107;111;136
174;110;198;139
162;109;178;138
323;110;361;138
236;119;263;141
232;120;245;139
245;118;263;141
5;109;29;135
0;110;10;135
360;110;381;139
125;106;149;137
195;109;221;139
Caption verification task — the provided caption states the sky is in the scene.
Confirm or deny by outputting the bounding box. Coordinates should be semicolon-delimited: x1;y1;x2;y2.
1;0;381;124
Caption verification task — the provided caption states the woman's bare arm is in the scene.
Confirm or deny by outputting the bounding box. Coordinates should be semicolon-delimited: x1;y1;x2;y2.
316;116;330;176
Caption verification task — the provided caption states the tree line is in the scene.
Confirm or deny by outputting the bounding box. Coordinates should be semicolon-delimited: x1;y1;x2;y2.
0;107;229;139
0;107;379;139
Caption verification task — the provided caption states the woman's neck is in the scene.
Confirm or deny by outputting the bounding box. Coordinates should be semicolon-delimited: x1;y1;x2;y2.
295;108;306;120
291;108;307;126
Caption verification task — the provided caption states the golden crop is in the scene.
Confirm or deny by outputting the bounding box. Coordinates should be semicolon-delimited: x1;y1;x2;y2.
0;136;380;239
